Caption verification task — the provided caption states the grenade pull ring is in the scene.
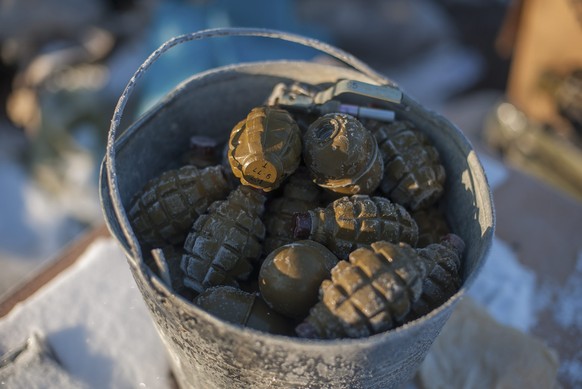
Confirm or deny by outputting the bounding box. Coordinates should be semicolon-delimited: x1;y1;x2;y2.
270;79;401;123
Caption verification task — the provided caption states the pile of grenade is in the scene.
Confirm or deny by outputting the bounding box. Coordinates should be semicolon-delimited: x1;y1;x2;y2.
127;80;465;339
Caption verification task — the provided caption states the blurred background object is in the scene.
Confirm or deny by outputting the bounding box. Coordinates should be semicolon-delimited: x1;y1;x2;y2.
483;0;582;201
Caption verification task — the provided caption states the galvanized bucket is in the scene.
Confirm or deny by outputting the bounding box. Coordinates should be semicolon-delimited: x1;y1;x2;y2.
100;28;494;389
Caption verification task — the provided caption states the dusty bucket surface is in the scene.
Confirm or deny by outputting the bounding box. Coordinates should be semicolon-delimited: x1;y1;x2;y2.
100;28;494;389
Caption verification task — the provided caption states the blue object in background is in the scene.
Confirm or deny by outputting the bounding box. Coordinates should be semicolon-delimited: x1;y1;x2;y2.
137;0;330;114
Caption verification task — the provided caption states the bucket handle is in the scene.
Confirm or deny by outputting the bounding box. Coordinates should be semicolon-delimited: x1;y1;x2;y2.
105;27;390;263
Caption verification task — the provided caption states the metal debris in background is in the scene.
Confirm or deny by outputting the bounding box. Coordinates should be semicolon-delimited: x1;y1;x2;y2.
484;100;582;202
1;0;154;224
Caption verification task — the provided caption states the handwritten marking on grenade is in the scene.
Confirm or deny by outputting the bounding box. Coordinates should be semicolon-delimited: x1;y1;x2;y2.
303;113;384;195
293;195;418;260
263;168;322;255
295;241;427;339
228;106;302;192
194;286;295;336
259;240;339;319
366;120;446;210
128;165;230;247
180;185;266;294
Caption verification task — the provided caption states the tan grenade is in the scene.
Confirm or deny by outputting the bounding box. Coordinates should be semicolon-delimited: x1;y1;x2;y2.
366;119;446;210
180;185;266;293
293;195;418;260
303;113;383;195
128;165;230;247
228;106;302;192
296;241;427;339
263;168;322;254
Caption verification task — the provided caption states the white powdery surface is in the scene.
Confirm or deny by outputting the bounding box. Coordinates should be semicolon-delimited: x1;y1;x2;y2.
536;251;582;384
468;237;538;333
0;238;169;389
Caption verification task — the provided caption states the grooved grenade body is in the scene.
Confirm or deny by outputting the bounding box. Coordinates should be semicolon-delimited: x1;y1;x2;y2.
367;120;446;210
406;234;464;320
228;106;302;192
181;185;267;293
293;195;418;260
128;165;230;247
296;241;427;339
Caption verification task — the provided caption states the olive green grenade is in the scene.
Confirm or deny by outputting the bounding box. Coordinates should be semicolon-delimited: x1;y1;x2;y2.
296;241;427;339
411;205;451;248
228;106;302;192
194;286;295;336
262;168;322;254
128;165;230;247
293;195;418;260
303;113;383;195
366;120;446;210
406;234;464;321
259;240;339;319
181;185;267;293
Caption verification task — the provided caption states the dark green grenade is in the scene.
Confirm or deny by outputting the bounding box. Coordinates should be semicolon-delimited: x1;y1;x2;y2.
259;240;339;319
367;120;446;210
293;195;418;260
128;165;230;247
303;113;383;195
181;185;266;293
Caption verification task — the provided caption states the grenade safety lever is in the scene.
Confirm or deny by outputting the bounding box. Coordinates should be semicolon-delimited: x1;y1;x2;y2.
269;79;402;122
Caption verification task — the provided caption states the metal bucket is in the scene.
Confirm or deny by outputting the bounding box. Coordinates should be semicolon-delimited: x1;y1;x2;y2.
100;28;494;389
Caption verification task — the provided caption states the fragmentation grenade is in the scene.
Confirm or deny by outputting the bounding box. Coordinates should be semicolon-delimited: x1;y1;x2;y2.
228;106;302;192
296;241;427;339
303;113;383;195
128;165;230;247
262;168;322;254
406;234;464;321
293;195;418;260
181;135;222;167
180;185;267;293
366;119;446;210
411;205;451;247
194;286;295;336
259;240;339;319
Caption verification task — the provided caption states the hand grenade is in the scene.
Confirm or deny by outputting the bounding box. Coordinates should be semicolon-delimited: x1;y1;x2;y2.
406;234;464;321
293;195;418;260
366;119;446;210
194;286;295;336
303;113;383;195
181;185;267;293
263;168;322;254
128;165;230;247
228;106;302;192
259;240;339;319
411;205;450;247
296;241;427;339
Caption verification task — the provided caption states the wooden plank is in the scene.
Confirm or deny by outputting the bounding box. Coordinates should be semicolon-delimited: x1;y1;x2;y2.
0;224;110;318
